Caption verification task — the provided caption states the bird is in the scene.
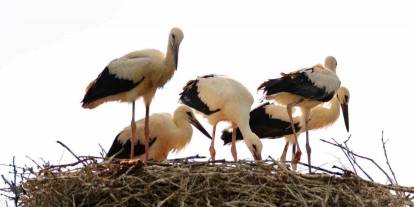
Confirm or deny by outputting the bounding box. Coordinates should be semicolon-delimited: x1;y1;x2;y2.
179;74;263;161
81;27;184;162
106;105;212;161
221;86;350;170
258;56;341;172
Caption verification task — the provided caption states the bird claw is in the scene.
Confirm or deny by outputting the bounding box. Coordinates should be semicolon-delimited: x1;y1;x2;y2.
120;159;143;166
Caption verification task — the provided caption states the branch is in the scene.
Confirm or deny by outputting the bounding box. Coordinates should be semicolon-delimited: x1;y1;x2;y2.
56;141;86;167
332;138;373;182
321;138;395;183
381;131;398;185
336;135;358;176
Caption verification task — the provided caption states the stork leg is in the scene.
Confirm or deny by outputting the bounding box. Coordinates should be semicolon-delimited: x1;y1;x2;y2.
291;143;297;171
130;101;137;159
287;102;302;165
231;125;238;161
304;111;312;174
209;124;217;161
280;141;289;162
144;104;150;163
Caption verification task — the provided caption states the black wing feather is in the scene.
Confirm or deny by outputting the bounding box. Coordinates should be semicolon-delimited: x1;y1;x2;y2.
82;67;144;105
258;69;334;102
106;134;157;159
221;102;301;145
179;76;220;115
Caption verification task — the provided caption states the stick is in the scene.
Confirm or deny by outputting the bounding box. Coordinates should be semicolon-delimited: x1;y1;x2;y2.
332;138;373;182
56;141;86;167
381;131;398;185
321;138;394;183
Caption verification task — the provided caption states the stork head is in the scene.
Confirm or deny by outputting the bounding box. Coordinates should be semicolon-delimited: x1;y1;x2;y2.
175;105;212;139
324;56;337;72
244;132;263;161
169;27;184;70
336;87;350;132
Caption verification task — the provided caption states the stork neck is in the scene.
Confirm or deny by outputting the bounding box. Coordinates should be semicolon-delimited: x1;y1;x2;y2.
307;98;340;130
165;43;177;71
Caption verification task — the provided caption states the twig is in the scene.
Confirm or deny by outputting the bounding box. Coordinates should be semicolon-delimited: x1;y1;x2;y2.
12;157;18;207
169;154;206;162
25;156;41;170
332;165;354;176
321;138;394;183
98;143;107;158
56;141;86;167
333;138;372;181
381;131;398;185
281;161;343;176
336;135;358;177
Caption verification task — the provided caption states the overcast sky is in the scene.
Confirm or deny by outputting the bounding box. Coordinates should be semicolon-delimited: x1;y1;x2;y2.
1;0;414;193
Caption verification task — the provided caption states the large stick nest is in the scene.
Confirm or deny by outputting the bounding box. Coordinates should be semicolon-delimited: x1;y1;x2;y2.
19;158;413;207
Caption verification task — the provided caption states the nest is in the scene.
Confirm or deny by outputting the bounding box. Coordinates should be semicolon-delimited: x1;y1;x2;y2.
18;157;414;207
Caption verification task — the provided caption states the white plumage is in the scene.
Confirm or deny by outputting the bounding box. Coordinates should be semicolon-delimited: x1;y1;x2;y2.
281;86;350;170
82;27;184;161
258;56;341;173
106;105;211;161
180;75;263;161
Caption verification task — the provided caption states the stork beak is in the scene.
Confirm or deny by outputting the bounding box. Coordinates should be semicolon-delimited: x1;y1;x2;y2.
188;114;212;139
341;103;349;132
253;153;262;161
174;46;179;70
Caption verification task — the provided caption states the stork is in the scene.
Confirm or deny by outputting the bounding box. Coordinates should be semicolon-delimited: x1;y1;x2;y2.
221;86;350;170
106;105;211;160
258;56;341;172
81;28;184;162
179;74;263;161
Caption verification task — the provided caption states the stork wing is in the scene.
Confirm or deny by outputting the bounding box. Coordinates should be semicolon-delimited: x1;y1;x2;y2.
108;56;152;82
81;56;150;105
249;102;300;138
179;77;220;115
106;136;157;159
259;68;340;102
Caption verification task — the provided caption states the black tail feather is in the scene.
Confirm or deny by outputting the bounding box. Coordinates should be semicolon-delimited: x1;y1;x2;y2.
221;128;244;145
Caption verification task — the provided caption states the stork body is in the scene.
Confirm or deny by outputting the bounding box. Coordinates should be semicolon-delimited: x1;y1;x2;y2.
221;86;349;169
106;105;211;160
82;28;184;162
180;75;263;161
258;56;341;172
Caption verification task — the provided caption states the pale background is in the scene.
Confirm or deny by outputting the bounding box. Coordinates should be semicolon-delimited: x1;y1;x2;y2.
1;0;414;199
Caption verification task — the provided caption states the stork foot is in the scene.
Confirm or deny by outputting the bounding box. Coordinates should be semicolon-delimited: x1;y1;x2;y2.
120;158;143;166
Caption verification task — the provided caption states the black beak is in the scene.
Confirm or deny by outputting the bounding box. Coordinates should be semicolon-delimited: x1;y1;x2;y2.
188;113;212;139
174;46;179;70
341;103;349;132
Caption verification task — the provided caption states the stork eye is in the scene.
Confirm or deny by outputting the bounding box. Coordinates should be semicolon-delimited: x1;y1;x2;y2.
172;34;176;40
186;111;193;117
252;144;257;151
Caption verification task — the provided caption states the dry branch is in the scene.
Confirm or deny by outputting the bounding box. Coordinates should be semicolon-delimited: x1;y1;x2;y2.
2;158;410;207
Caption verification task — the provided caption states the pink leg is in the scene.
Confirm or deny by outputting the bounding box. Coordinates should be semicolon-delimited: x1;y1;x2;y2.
144;104;150;163
231;125;238;161
209;124;217;161
130;101;136;159
304;111;312;174
287;103;302;165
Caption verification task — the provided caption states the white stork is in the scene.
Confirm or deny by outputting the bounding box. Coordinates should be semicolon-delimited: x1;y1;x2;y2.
106;105;211;161
258;56;341;172
179;75;263;161
81;28;184;162
221;86;350;170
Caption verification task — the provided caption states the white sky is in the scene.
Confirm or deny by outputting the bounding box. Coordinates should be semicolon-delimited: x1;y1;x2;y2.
1;0;414;193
